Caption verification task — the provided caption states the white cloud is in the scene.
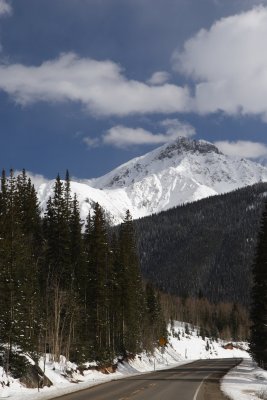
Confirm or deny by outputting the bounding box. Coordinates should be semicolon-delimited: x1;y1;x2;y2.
160;118;195;138
103;126;167;148
0;0;12;17
0;0;12;53
0;53;190;117
173;6;267;119
83;136;100;148
101;120;195;149
6;6;267;122
214;140;267;158
147;71;170;85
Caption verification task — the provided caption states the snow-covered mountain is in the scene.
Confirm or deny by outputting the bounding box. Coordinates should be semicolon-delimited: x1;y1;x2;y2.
37;137;267;224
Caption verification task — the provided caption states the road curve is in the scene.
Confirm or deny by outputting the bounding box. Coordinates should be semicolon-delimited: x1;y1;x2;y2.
54;358;241;400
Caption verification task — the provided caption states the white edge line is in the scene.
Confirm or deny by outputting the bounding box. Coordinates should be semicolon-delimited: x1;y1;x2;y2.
193;373;211;400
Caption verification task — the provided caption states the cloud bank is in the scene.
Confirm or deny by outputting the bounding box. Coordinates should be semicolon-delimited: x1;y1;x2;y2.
2;6;267;123
0;53;190;117
84;119;195;149
173;6;267;120
214;140;267;158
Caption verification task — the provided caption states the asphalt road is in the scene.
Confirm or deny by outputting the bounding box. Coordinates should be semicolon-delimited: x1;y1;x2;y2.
55;358;241;400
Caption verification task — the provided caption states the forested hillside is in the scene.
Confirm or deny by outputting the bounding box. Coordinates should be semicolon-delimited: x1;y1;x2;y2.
0;169;166;376
0;169;259;380
135;182;267;305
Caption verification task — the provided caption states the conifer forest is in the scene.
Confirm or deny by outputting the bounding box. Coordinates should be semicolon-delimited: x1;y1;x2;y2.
0;169;166;373
0;169;258;377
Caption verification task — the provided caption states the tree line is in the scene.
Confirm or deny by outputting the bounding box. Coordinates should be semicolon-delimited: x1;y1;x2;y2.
134;180;267;370
0;169;166;377
161;293;249;341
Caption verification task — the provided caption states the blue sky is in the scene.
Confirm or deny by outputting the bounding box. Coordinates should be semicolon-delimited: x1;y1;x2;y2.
1;0;267;179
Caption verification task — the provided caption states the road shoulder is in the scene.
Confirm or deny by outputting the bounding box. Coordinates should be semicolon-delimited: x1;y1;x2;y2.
198;359;242;400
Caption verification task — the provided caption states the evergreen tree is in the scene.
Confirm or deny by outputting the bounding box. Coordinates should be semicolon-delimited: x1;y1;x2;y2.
68;193;85;361
109;233;123;356
118;210;144;355
0;169;7;219
143;283;167;351
70;193;83;280
43;174;71;285
250;199;267;369
15;170;42;355
42;174;75;361
64;170;72;224
84;203;112;362
75;211;93;362
0;170;41;375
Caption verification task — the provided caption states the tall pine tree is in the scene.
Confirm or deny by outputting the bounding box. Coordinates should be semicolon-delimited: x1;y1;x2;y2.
118;210;144;355
0;170;42;375
84;203;112;362
42;173;77;361
250;199;267;369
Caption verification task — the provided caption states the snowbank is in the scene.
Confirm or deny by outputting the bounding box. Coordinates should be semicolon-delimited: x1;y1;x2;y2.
0;321;250;399
222;358;267;400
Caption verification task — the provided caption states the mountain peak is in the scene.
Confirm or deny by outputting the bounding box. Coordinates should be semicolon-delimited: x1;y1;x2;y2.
89;137;224;190
37;137;267;225
155;137;221;161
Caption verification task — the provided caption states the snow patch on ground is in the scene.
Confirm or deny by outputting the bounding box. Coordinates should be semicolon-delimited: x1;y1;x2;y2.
0;321;250;399
222;358;267;400
169;321;249;361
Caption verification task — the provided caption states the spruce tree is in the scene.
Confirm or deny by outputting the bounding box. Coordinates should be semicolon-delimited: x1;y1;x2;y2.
15;170;42;355
69;193;83;280
143;283;167;350
118;210;144;355
43;174;71;285
250;199;267;369
64;170;72;224
109;233;123;356
42;174;74;360
75;211;93;362
68;193;84;361
84;203;111;362
0;170;41;375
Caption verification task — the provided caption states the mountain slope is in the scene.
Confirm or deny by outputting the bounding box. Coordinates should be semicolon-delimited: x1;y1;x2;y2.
135;182;267;305
37;137;267;222
37;180;129;225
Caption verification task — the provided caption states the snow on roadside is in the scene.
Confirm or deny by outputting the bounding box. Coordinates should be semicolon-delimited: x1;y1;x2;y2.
169;321;249;360
0;349;187;400
222;358;267;400
0;321;250;399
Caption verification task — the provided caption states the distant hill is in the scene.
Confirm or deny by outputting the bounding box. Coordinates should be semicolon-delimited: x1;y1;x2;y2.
135;182;267;306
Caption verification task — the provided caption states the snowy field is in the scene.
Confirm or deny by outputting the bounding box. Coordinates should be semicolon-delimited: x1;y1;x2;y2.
0;321;254;400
